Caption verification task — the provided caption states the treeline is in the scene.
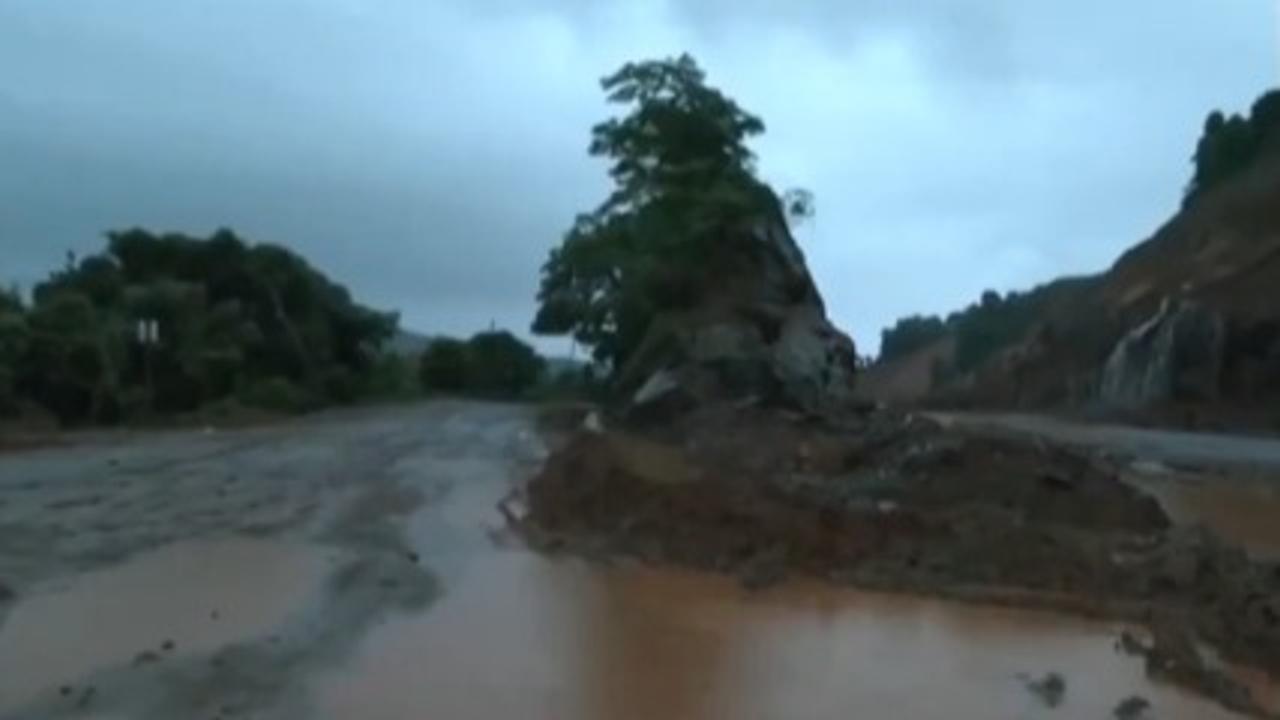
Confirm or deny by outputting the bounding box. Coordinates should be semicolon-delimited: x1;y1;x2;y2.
1186;89;1280;205
0;228;402;425
879;277;1097;375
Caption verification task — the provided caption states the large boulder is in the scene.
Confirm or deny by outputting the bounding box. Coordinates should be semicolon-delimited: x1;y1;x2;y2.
617;203;859;420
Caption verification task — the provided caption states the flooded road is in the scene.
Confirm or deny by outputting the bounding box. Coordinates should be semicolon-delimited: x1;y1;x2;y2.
1;402;1277;719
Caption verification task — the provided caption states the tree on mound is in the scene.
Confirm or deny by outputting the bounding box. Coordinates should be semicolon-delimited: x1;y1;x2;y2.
533;54;857;415
532;54;780;372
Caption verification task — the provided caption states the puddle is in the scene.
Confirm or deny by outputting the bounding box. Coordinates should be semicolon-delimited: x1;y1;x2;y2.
313;551;1267;720
0;536;327;712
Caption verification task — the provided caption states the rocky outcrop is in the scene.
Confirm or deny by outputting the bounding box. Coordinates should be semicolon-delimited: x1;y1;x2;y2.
617;201;859;420
1100;297;1225;408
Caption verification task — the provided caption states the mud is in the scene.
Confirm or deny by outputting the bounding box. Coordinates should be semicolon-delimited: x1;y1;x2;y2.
2;401;1278;719
524;406;1280;716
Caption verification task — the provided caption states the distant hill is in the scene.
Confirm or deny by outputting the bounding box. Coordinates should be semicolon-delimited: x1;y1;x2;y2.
866;92;1280;428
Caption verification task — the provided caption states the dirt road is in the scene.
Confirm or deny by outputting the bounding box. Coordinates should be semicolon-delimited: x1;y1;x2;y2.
0;402;1274;719
931;412;1280;471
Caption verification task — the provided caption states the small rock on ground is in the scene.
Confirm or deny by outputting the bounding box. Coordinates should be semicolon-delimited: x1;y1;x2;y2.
1022;672;1066;708
1114;695;1151;719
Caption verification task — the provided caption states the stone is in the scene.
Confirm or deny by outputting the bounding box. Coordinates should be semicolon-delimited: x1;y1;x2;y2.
618;194;859;420
1113;695;1150;719
1023;671;1067;707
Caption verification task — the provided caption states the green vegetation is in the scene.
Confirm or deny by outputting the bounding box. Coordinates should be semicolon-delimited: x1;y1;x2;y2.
1186;89;1280;205
879;277;1099;376
0;229;398;425
531;54;805;373
878;315;947;364
418;330;546;399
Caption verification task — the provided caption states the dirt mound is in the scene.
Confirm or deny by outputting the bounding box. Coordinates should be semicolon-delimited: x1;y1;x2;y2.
524;409;1280;715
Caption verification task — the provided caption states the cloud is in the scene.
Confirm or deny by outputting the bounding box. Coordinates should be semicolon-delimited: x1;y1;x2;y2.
2;0;1274;353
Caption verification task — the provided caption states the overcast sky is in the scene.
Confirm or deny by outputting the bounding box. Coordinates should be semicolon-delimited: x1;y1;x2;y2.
2;1;1276;354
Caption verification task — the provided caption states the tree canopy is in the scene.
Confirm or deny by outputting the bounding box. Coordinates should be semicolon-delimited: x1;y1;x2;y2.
418;330;545;399
531;54;786;372
0;229;397;424
1185;89;1280;205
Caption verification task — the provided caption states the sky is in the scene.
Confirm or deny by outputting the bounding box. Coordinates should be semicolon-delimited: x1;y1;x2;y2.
2;1;1277;355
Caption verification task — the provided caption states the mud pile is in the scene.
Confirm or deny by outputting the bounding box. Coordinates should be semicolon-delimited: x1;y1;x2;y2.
523;407;1280;716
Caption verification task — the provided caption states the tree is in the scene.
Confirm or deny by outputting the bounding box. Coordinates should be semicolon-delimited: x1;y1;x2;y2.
6;228;398;424
464;331;545;398
0;288;28;414
879;315;946;363
419;338;469;393
532;54;777;372
418;332;546;399
1184;88;1280;205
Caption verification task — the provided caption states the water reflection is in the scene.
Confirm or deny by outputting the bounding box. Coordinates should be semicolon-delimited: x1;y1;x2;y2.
314;552;1261;720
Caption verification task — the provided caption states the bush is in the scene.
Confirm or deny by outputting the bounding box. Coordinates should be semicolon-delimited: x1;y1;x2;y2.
238;377;318;414
418;331;546;399
419;339;469;393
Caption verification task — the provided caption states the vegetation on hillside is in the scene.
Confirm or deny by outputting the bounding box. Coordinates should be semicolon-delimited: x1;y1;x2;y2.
878;315;947;365
879;277;1099;376
531;54;807;373
0;229;399;424
1186;89;1280;205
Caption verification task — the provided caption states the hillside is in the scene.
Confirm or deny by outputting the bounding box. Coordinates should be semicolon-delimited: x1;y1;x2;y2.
866;116;1280;427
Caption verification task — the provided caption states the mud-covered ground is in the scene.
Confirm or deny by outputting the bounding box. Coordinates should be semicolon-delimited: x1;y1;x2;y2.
2;401;1279;720
524;405;1280;717
0;401;544;720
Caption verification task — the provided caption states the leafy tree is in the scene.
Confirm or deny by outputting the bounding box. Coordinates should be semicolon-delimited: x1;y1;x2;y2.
0;288;28;414
464;331;545;398
418;332;546;399
532;54;787;372
6;228;397;424
1185;88;1280;205
419;338;469;393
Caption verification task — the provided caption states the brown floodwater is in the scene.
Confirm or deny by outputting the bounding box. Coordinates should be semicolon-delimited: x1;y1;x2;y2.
0;537;328;714
1130;471;1280;560
314;470;1280;720
4;448;1279;719
314;552;1271;720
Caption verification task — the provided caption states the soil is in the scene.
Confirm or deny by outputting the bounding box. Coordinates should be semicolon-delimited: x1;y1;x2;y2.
522;404;1280;717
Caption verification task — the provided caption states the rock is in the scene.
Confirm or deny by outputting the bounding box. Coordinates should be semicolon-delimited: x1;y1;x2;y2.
132;650;161;666
618;195;859;420
1113;695;1151;719
161;639;176;652
0;580;13;604
1117;631;1148;657
76;685;97;709
581;410;605;434
1022;672;1066;707
1101;297;1225;407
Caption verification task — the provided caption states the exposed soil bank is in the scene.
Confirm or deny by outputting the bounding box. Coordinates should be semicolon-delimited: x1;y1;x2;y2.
523;406;1280;717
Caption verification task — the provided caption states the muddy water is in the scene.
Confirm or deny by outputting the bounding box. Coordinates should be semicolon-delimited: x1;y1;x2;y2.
0;537;328;713
315;477;1280;720
1131;471;1280;560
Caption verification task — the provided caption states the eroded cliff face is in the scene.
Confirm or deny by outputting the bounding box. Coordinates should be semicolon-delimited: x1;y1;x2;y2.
616;206;859;420
1100;298;1226;408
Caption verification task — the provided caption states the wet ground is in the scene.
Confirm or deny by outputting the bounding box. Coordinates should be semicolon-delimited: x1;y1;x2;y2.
1;401;1277;719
